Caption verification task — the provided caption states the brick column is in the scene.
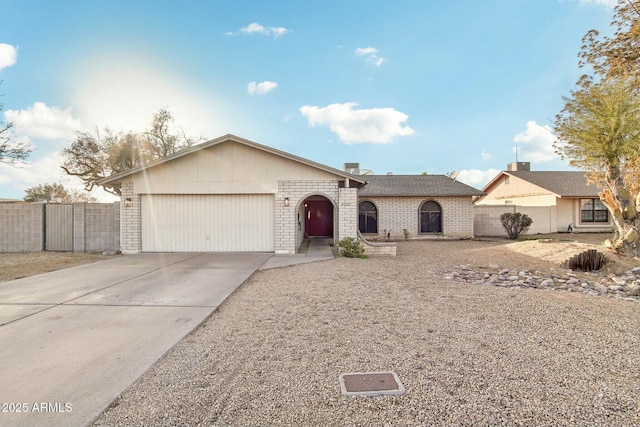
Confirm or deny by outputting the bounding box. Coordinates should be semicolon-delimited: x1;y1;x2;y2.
338;188;358;241
120;181;142;254
73;203;86;252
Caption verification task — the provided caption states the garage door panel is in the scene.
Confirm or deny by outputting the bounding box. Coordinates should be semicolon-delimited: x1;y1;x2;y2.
142;195;274;252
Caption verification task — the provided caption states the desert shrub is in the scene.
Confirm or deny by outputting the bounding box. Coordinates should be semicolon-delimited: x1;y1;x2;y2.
337;237;366;258
500;212;533;239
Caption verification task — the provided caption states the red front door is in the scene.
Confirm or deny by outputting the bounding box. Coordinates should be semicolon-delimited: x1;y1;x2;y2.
305;200;333;237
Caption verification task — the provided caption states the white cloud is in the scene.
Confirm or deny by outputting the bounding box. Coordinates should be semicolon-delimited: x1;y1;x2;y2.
299;102;415;144
457;168;501;189
571;0;617;8
4;102;82;139
355;46;385;66
0;43;17;70
247;81;278;95
233;22;291;38
481;149;492;160
0;151;118;201
512;120;558;163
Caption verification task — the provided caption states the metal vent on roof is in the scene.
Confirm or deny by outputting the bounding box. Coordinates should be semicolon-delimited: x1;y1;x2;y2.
343;162;360;175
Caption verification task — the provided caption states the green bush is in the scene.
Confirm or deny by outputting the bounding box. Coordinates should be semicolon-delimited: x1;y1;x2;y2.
500;212;533;239
337;237;366;258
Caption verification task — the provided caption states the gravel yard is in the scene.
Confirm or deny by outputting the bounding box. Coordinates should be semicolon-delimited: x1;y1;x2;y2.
92;236;640;427
0;252;114;282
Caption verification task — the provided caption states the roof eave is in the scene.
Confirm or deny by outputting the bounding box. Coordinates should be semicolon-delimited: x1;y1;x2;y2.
359;192;485;197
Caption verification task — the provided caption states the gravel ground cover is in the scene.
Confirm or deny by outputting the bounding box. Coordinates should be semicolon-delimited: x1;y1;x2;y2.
0;252;112;282
93;237;640;427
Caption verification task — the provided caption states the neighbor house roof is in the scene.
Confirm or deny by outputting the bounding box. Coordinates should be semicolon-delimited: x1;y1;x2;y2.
98;134;367;187
358;175;485;197
489;171;600;198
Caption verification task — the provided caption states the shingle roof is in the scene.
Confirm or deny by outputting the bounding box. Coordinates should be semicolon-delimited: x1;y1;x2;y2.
506;171;600;197
359;175;485;197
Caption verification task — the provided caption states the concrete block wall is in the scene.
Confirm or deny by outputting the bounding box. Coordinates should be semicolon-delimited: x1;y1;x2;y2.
0;202;119;253
276;180;342;254
119;181;141;254
473;204;608;236
0;203;44;252
72;202;121;252
84;203;120;252
363;196;476;239
73;202;86;252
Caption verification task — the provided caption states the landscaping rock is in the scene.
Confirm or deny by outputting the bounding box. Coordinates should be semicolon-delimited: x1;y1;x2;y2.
443;265;640;302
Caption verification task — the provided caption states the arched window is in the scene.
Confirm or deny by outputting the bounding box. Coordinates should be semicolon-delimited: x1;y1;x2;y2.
358;201;378;234
420;201;442;233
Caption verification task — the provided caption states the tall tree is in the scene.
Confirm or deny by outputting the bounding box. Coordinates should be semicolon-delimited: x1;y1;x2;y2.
141;108;198;158
579;0;640;85
555;0;640;256
0;83;32;165
61;108;201;195
554;78;640;255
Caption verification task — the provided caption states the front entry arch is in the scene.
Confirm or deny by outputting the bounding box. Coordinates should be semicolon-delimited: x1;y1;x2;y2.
304;196;334;237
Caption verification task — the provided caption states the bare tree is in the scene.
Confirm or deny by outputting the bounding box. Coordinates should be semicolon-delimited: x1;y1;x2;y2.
61;108;203;195
0;82;32;165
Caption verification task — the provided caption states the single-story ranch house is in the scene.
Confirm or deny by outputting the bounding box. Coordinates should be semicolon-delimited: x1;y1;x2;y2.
98;134;484;254
474;161;612;234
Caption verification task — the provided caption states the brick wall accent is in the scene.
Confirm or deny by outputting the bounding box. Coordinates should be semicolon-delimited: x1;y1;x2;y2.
0;203;44;252
119;181;141;254
276;180;345;254
361;196;475;239
338;188;358;241
359;235;397;256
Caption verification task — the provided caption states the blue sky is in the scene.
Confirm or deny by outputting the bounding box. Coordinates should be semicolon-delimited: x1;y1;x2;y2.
0;0;616;201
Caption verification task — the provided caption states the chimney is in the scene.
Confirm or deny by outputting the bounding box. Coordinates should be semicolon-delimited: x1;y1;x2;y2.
507;162;530;171
343;163;360;174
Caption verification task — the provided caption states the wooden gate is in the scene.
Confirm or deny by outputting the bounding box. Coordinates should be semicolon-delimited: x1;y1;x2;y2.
45;204;73;251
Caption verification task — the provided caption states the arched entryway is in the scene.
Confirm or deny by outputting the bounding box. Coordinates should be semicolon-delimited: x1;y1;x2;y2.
303;195;334;238
420;200;442;233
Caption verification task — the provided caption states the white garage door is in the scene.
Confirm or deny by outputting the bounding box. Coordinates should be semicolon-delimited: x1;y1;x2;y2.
141;194;274;252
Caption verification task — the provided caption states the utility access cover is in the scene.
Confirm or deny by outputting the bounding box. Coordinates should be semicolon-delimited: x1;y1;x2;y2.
339;371;405;397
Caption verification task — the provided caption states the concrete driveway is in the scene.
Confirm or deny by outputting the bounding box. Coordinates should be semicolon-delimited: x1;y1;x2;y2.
0;252;271;427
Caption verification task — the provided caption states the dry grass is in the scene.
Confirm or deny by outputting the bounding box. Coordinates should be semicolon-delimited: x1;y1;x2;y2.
0;252;115;282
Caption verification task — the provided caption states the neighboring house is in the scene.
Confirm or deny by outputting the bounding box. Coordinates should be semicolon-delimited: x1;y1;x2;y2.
475;162;612;235
356;173;484;240
98;134;486;254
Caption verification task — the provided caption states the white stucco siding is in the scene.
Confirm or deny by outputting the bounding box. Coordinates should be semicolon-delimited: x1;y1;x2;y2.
560;197;613;233
129;141;339;194
479;175;555;205
556;198;575;232
141;194;274;252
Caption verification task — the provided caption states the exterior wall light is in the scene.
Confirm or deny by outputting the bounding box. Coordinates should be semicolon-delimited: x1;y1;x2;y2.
125;197;133;207
284;197;290;207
